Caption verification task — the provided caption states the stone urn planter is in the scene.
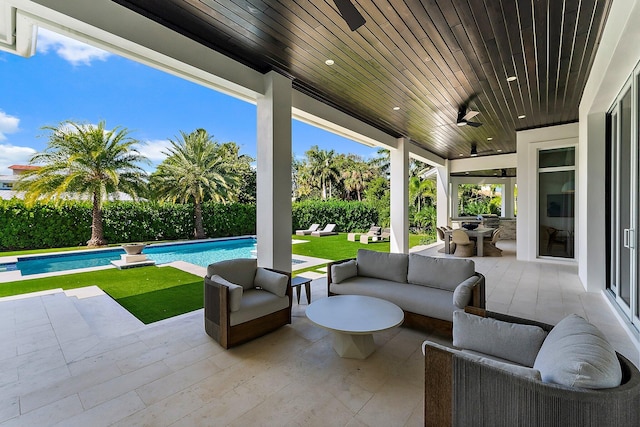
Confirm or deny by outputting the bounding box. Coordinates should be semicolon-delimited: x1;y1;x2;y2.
122;243;146;255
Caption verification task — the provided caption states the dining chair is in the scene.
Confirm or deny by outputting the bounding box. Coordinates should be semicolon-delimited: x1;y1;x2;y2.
451;229;475;257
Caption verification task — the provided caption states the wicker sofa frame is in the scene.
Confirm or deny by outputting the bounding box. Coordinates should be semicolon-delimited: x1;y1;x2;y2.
423;309;640;427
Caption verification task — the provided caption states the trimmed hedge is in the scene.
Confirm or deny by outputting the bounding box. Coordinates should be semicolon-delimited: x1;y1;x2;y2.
0;199;377;251
292;200;378;233
0;199;257;251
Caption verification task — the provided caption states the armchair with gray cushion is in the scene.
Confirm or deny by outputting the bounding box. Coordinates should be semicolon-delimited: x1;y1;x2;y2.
204;259;292;349
423;308;640;426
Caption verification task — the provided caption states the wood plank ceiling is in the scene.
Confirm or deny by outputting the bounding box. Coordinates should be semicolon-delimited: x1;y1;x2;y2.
112;0;612;160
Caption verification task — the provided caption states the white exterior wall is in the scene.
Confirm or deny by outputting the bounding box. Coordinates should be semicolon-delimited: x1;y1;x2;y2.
578;0;640;293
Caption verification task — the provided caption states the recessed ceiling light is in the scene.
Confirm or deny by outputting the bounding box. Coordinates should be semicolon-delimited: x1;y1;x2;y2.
497;149;503;152
518;114;526;119
507;76;517;82
325;59;335;66
487;137;493;141
393;106;400;111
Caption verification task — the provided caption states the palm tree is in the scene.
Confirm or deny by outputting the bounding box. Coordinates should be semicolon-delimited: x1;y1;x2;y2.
150;129;240;239
16;120;148;247
305;145;339;199
341;155;373;201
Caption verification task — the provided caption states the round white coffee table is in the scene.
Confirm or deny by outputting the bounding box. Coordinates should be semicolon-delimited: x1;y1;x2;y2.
306;295;404;359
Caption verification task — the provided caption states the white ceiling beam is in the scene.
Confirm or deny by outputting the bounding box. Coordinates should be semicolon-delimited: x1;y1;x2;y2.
449;153;517;173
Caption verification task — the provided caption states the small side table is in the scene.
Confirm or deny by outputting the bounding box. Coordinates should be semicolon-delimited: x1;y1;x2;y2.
291;276;312;304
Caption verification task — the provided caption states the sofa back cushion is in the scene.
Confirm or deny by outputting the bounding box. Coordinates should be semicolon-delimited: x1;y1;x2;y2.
207;258;257;290
533;314;622;389
356;249;408;283
453;310;548;367
408;255;476;291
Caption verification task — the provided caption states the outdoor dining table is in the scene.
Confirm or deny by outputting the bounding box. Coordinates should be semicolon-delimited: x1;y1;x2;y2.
443;227;495;257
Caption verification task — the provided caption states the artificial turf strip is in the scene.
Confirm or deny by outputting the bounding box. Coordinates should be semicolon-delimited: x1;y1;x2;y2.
0;266;203;324
290;233;430;260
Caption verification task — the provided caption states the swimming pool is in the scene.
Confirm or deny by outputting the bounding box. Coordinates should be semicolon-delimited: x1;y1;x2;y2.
10;238;259;276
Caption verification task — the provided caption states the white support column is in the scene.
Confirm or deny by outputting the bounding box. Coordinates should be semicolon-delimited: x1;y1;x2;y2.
436;162;450;235
256;71;292;271
502;179;515;218
390;137;409;254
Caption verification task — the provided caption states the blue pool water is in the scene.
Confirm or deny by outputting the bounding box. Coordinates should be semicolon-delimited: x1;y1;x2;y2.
11;238;258;276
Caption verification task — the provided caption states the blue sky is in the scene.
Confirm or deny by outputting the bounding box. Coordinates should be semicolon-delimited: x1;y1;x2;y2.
0;28;379;175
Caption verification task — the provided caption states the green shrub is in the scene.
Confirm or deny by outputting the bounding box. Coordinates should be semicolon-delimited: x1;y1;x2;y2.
0;199;257;251
0;200;91;250
292;200;378;232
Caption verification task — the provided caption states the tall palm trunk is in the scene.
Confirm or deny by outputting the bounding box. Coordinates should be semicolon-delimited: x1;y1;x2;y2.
87;191;107;247
194;202;206;239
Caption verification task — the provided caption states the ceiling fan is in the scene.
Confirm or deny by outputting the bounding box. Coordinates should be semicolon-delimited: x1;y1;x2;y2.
333;0;366;31
456;94;483;127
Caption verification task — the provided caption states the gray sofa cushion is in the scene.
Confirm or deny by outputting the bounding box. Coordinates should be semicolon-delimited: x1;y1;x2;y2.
453;310;548;367
356;249;408;283
229;289;289;326
210;274;243;312
453;276;479;309
423;340;542;381
533;314;622;389
331;260;358;284
254;267;288;297
330;277;456;322
207;258;257;290
407;255;475;291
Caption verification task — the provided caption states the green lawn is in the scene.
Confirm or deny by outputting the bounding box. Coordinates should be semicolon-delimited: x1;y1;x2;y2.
0;232;435;323
291;232;434;276
0;267;202;324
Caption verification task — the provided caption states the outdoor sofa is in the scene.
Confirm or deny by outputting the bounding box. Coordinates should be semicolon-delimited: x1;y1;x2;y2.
204;259;292;349
423;308;640;426
327;250;485;335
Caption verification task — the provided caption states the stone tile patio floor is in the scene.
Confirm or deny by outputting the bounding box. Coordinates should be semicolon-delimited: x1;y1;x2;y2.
0;240;638;426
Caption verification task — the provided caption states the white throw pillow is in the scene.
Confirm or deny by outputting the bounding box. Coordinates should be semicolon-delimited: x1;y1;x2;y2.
453;310;548;367
331;260;358;284
533;314;622;389
211;274;243;312
254;268;288;297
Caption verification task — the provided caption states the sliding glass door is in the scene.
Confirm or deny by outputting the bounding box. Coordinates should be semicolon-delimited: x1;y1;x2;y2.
608;72;639;328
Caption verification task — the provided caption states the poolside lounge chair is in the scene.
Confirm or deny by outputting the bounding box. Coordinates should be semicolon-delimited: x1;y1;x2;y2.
347;225;381;242
295;223;320;235
311;223;338;237
360;227;390;244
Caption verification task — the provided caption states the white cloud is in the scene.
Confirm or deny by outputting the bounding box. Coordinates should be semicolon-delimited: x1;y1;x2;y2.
135;139;173;163
36;28;112;66
0;111;20;141
0;144;37;175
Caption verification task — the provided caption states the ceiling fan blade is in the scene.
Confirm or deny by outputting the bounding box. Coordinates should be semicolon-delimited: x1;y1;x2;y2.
333;0;366;31
462;110;479;121
466;121;483;128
